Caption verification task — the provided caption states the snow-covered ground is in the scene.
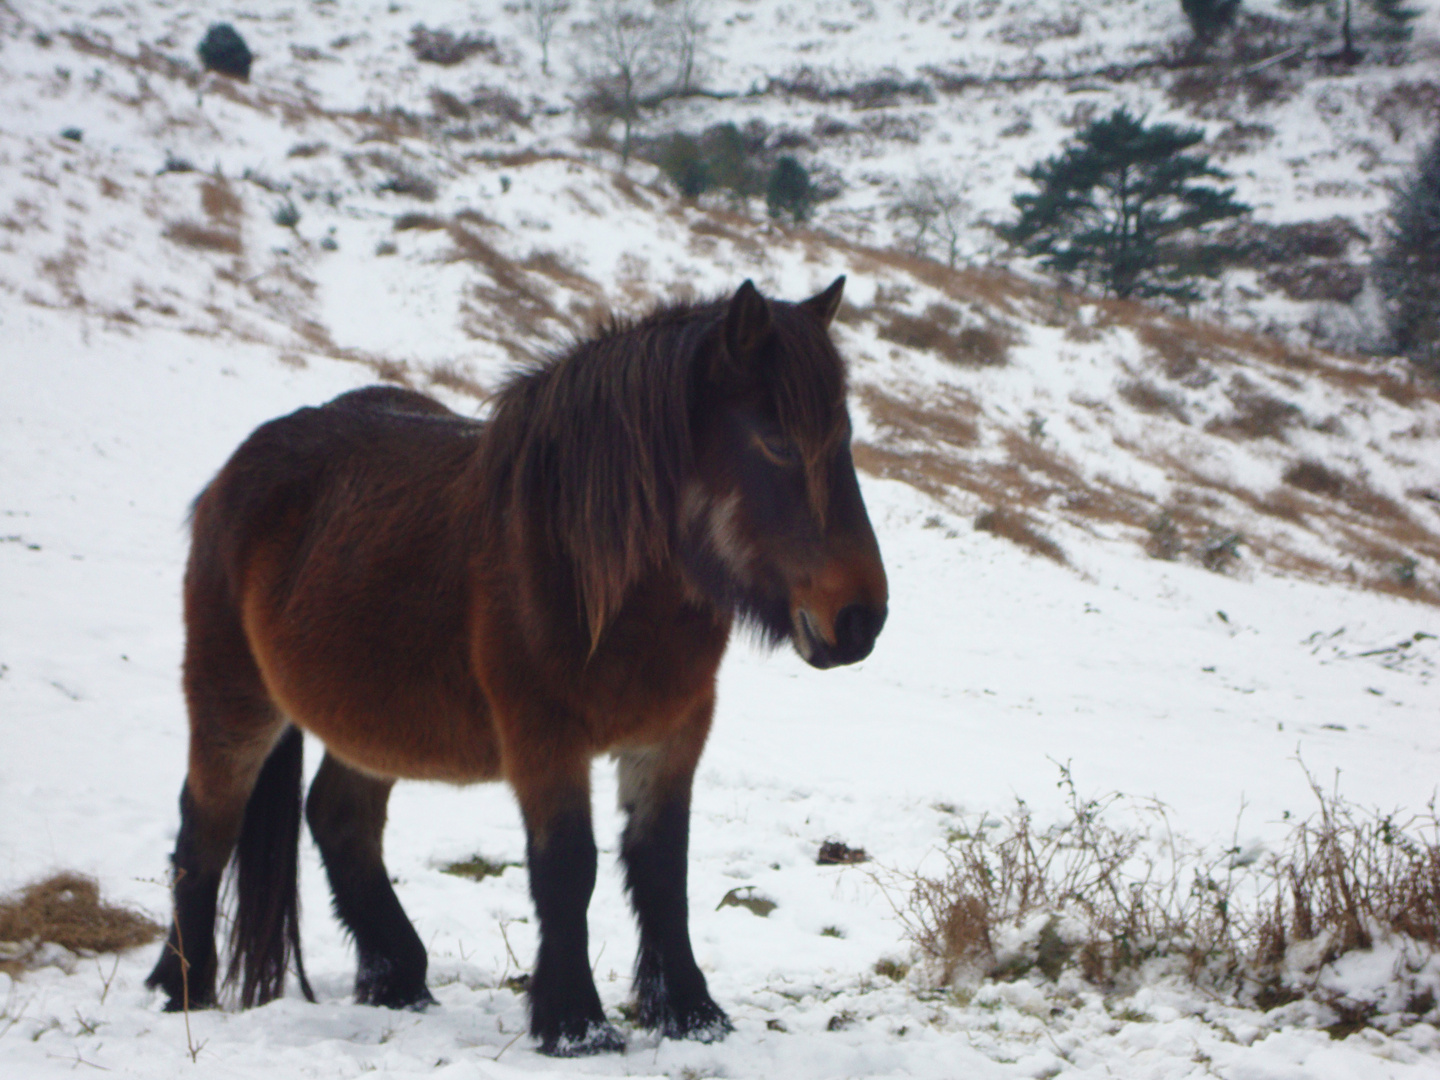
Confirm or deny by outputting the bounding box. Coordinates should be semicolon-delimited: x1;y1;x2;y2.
4;2;1440;1077
5;282;1440;1079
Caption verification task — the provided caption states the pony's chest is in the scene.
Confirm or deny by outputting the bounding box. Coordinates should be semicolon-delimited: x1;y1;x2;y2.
574;594;729;741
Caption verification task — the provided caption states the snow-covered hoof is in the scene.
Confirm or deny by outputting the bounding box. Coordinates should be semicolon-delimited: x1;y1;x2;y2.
641;993;733;1042
537;1019;627;1057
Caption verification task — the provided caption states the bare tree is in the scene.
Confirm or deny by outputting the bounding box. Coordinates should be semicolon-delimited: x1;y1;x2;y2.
575;0;669;164
522;0;571;75
657;0;708;92
891;173;970;268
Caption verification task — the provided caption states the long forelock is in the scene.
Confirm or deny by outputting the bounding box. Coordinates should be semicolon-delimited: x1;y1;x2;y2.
767;305;850;523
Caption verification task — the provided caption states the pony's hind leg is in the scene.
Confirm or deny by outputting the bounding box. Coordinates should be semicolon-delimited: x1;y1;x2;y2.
616;696;731;1042
149;552;311;1012
146;712;293;1010
306;752;435;1009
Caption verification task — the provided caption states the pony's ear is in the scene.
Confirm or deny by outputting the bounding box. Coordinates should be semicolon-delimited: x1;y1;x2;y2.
799;275;845;327
724;279;772;367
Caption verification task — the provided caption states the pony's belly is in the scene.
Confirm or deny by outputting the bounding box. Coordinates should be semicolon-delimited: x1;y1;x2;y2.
288;694;503;784
241;592;501;784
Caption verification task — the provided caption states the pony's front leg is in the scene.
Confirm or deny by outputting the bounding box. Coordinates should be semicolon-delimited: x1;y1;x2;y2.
616;696;732;1042
513;763;626;1056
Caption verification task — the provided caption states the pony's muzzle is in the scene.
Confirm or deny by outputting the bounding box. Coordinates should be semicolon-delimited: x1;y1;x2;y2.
793;601;886;669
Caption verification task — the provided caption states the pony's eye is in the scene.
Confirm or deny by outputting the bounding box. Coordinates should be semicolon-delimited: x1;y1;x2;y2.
758;436;800;465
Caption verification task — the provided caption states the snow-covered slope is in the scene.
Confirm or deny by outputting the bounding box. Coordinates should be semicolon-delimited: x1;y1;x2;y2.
3;3;1440;1078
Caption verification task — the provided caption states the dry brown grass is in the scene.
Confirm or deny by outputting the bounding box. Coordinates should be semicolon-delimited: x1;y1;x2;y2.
974;507;1067;565
38;240;87;308
1115;304;1440;409
845;244;1038;318
200;175;242;228
393;212;447;231
687;212;768;261
855;368;1438;598
1119;379;1190;424
855;385;1153;561
1283;459;1347;498
874;308;1012;367
1206;376;1303;441
370;357;412;385
0;873;161;975
446;219;575;357
164;221;242;255
884;765;1440;1030
857;384;980;450
522;249;602;299
426;360;488;399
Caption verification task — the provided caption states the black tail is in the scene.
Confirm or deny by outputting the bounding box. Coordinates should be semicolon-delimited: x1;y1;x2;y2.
226;725;315;1006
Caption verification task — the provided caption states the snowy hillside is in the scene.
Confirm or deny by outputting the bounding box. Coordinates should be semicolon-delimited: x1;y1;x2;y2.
4;2;1440;1077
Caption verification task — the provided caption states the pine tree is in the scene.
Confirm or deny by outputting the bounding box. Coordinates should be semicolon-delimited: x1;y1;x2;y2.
1282;0;1419;62
1004;108;1248;302
1181;0;1241;42
1374;131;1440;375
1370;0;1420;43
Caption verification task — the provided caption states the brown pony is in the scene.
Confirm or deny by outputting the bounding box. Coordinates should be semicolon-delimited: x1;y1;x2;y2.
146;279;888;1055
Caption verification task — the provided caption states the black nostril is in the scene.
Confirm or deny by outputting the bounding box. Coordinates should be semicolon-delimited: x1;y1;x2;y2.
833;603;885;664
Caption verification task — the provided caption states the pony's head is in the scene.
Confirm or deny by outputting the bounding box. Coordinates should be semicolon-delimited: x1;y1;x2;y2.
682;278;887;668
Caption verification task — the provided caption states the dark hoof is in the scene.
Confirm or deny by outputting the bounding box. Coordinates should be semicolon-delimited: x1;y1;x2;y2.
356;957;435;1010
158;994;217;1013
147;955;215;1012
537;1020;627;1057
357;982;436;1010
644;997;733;1042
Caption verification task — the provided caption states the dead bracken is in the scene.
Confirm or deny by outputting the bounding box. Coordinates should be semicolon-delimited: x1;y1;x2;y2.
0;872;161;975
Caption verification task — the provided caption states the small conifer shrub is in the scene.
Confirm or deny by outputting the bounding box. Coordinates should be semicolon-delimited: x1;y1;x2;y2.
272;200;301;229
197;23;253;81
656;133;710;197
652;123;765;201
767;155;814;224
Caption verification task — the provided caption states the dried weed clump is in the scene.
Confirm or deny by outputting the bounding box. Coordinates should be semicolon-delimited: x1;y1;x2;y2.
0;872;161;975
407;24;498;66
884;765;1440;1030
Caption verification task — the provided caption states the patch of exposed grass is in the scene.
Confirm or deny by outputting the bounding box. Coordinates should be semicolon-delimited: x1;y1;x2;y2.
717;886;777;917
438;855;518;882
874;956;910;981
